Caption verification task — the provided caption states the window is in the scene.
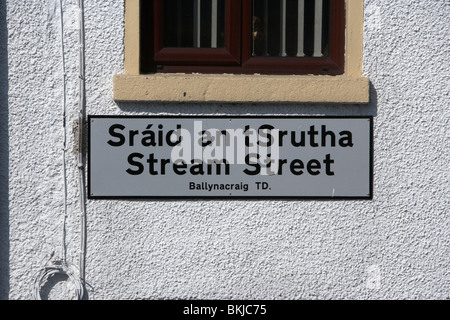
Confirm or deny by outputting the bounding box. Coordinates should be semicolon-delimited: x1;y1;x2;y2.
141;0;345;75
114;0;369;103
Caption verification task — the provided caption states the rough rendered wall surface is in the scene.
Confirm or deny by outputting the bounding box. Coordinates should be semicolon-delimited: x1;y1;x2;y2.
2;0;449;299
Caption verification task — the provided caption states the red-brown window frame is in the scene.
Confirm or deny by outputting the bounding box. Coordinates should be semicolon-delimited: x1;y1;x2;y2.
141;0;345;75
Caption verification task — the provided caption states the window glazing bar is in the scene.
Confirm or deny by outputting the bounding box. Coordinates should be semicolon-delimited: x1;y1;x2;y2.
313;0;323;57
211;0;218;48
193;0;201;48
297;0;305;57
280;0;287;56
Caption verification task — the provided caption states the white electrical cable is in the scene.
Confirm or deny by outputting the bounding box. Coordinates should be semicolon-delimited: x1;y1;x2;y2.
31;0;86;300
77;0;87;292
61;0;68;265
31;259;85;300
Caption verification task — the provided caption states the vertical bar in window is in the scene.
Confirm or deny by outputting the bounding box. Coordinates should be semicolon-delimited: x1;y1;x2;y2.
297;0;305;57
280;0;287;56
313;0;323;57
211;0;218;48
193;0;201;48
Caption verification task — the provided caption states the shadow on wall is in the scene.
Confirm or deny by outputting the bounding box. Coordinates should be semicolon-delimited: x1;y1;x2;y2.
0;0;9;300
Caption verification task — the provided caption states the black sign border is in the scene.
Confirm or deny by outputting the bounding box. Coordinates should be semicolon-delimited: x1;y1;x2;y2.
88;115;373;200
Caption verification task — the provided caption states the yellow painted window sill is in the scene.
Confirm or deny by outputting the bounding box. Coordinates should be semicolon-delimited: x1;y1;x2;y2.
113;73;370;104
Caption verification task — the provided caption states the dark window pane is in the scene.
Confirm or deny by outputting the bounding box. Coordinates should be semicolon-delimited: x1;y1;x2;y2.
252;0;330;57
164;0;225;48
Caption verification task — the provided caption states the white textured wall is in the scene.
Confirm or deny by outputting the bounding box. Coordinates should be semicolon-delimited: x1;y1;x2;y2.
2;0;449;299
